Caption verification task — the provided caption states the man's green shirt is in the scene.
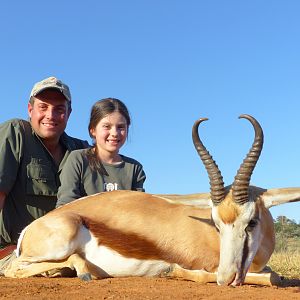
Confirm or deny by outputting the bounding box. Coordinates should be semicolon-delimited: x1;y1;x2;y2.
0;119;89;246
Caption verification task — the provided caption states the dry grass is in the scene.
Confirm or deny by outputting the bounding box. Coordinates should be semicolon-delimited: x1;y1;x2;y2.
268;250;300;279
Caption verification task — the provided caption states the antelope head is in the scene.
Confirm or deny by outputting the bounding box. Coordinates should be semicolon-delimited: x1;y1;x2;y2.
193;114;265;286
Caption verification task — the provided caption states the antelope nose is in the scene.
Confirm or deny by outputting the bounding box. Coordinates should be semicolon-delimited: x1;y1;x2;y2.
217;279;232;286
217;272;236;286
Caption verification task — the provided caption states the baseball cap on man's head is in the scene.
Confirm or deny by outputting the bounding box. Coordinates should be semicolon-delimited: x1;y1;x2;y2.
30;76;71;102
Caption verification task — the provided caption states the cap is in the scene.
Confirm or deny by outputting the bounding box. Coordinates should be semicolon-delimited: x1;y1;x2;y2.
30;76;71;102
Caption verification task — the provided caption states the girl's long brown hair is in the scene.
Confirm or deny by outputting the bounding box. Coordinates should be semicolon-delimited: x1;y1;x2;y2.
85;98;131;175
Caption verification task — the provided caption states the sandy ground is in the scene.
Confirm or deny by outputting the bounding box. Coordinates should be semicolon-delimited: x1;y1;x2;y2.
0;276;299;300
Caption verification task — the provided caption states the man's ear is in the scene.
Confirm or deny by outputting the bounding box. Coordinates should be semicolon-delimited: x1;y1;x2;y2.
28;102;33;118
67;107;72;118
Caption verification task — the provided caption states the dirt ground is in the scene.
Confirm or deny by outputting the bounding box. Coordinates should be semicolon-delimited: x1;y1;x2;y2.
0;276;299;300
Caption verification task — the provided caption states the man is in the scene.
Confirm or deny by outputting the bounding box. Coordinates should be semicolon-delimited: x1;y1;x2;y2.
0;76;89;270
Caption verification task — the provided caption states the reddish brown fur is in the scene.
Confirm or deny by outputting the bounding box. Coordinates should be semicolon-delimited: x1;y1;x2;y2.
77;194;220;270
84;218;171;261
217;193;240;224
46;191;221;271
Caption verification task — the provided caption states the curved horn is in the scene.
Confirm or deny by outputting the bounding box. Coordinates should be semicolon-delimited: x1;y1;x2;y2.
192;118;225;205
232;114;264;205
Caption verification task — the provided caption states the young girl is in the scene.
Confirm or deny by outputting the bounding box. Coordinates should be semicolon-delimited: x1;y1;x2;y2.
56;98;146;207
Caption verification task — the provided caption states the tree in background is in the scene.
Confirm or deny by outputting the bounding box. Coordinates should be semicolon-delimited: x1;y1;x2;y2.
273;216;300;252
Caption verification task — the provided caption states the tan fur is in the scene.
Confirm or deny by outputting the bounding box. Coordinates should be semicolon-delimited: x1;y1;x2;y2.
217;193;240;224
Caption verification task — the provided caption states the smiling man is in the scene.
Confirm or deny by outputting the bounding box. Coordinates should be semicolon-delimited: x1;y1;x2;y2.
0;77;89;265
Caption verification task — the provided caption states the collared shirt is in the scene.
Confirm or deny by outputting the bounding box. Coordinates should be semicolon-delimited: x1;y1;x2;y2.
0;119;89;246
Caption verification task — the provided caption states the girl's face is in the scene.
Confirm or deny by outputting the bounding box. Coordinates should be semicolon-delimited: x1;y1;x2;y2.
90;111;128;158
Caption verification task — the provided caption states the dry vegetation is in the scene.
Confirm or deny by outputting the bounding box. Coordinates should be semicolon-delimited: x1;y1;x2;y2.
269;250;300;279
268;216;300;279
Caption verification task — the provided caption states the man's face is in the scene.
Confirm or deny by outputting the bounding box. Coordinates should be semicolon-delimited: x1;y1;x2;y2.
28;89;71;142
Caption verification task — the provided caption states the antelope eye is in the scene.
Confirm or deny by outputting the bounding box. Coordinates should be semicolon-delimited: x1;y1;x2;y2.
246;219;258;232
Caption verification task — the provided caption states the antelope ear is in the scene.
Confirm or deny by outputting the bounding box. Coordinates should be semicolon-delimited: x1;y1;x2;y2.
260;187;300;209
156;193;212;209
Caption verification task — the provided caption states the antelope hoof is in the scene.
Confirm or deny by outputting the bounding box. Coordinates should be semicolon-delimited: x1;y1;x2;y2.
78;272;92;281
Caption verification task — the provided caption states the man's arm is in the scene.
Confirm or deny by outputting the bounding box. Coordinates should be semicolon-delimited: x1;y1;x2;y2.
0;192;6;211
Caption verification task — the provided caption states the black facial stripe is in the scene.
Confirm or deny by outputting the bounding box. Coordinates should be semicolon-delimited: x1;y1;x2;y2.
241;234;249;270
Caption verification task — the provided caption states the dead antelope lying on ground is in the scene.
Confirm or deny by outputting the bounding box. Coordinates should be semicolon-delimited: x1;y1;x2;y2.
5;115;300;286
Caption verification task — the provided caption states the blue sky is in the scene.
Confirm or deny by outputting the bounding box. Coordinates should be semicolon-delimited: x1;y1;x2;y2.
1;1;300;222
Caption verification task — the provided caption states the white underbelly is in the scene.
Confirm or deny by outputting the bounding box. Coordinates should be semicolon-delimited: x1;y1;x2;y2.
80;231;169;277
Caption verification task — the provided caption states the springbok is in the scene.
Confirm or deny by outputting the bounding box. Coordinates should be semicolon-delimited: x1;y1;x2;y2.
4;115;300;286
